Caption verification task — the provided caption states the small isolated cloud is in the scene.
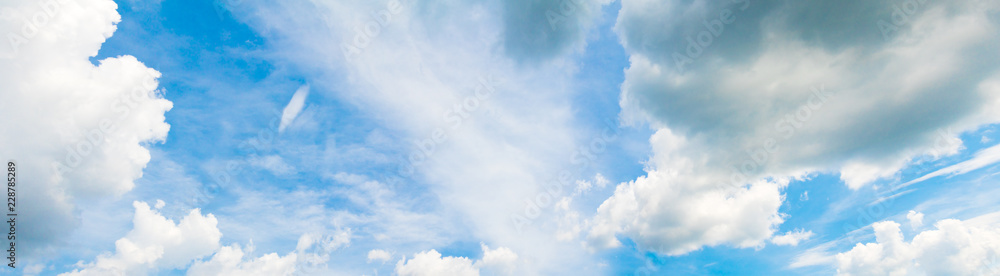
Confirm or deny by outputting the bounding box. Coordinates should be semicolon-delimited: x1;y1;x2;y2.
574;173;609;195
835;219;1000;275
367;249;392;263
907;210;925;229
771;229;814;246
279;85;310;133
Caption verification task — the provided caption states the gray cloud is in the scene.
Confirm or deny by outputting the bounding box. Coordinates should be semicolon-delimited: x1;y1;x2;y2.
592;0;1000;255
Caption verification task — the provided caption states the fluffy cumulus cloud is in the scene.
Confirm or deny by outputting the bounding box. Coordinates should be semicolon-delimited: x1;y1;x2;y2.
591;0;1000;255
60;202;221;276
63;201;324;276
0;0;172;256
589;129;788;254
395;244;519;276
186;244;297;276
836;219;1000;275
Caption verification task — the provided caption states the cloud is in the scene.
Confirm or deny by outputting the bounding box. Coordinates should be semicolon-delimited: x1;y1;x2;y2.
60;201;339;276
835;218;1000;275
588;129;787;255
0;0;172;256
592;0;1000;255
771;229;814;246
907;210;925;229
186;244;297;276
231;0;611;273
900;142;1000;189
500;0;613;60
279;85;310;133
367;249;392;263
395;250;478;276
60;201;221;276
476;244;519;275
395;244;519;276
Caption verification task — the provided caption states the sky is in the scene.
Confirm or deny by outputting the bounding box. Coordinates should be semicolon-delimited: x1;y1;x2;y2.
1;0;1000;275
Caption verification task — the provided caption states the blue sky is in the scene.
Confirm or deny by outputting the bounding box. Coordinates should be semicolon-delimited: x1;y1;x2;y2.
3;0;1000;275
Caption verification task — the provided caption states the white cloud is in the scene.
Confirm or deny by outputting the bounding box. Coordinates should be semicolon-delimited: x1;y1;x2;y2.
0;0;172;255
395;244;519;276
279;85;310;133
396;250;478;276
367;249;392;263
186;244;297;276
476;244;519;275
60;201;337;276
907;211;925;229
594;0;1000;255
574;173;609;195
835;218;1000;275
588;129;787;255
60;201;221;276
771;229;814;247
900;143;1000;189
